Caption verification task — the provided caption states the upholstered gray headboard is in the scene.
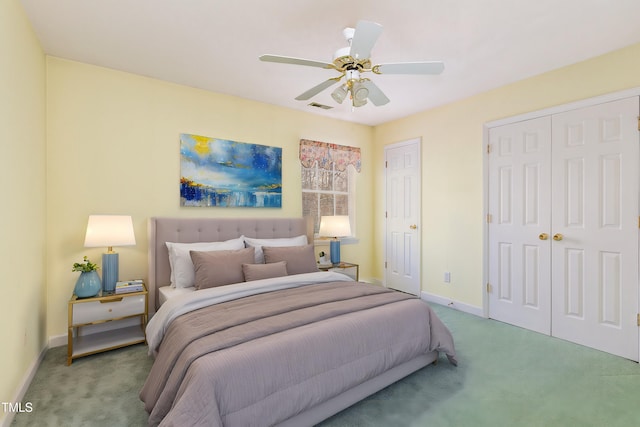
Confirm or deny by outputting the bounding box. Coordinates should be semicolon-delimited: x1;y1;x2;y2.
147;217;314;313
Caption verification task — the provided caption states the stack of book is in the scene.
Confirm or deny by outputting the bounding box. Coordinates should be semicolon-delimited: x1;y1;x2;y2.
115;280;144;294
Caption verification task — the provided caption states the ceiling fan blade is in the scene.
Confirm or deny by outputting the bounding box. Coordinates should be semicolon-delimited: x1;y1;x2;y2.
295;78;341;101
361;80;390;106
349;21;383;60
259;54;334;69
374;61;445;75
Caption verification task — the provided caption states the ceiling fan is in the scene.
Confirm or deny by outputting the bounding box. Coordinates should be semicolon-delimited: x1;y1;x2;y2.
259;20;444;108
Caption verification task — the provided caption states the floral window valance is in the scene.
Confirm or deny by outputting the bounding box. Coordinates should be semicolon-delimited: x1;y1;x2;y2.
299;139;361;172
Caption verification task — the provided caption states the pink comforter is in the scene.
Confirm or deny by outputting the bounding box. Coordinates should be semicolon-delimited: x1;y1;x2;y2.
140;281;456;427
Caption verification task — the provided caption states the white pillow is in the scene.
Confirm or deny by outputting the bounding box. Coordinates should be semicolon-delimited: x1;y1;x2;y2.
166;236;245;288
244;235;308;263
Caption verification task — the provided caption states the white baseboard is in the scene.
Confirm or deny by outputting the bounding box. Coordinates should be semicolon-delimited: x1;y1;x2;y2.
420;291;484;317
366;279;483;316
49;334;67;348
362;277;382;286
1;344;48;427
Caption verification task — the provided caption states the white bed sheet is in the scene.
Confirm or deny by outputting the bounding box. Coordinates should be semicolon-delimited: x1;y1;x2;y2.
158;285;195;306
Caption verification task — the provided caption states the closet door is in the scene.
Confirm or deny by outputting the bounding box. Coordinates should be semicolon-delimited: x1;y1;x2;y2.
488;116;552;334
551;97;639;361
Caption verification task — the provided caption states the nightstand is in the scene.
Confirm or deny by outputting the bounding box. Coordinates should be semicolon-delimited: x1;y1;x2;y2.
67;284;148;365
318;262;359;281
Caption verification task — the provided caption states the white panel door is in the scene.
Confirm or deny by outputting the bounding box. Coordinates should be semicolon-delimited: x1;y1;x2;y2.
551;97;639;361
488;117;552;334
385;139;421;295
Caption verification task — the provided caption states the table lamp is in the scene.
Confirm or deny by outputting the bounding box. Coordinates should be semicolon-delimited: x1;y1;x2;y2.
84;215;136;294
318;215;351;264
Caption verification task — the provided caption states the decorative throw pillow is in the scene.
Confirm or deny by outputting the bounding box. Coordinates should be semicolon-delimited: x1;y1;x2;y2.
242;261;288;282
244;235;308;263
166;236;245;288
262;244;319;275
189;247;255;290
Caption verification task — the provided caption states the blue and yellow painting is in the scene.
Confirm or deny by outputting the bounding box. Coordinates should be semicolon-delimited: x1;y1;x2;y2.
180;133;282;207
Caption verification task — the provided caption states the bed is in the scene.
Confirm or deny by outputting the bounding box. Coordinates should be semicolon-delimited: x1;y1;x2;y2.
141;217;456;427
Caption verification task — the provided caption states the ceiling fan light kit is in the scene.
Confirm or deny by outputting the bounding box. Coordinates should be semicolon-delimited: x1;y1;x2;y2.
259;20;444;109
331;85;348;104
352;82;369;105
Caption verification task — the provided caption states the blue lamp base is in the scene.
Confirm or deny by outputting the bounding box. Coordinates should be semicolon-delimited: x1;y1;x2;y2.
102;252;119;294
329;239;341;264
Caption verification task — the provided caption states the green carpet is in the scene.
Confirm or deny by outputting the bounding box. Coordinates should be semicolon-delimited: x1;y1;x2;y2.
10;343;152;427
11;305;640;427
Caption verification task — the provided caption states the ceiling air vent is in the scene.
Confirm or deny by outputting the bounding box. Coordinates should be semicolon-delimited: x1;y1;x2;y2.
308;102;333;110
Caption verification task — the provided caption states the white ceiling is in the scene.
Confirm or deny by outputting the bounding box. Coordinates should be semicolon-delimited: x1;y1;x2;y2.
19;0;640;126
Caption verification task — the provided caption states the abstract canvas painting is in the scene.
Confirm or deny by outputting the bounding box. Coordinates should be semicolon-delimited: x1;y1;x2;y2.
180;133;282;207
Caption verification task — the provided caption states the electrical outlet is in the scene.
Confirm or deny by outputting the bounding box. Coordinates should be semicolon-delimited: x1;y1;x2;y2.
444;272;451;283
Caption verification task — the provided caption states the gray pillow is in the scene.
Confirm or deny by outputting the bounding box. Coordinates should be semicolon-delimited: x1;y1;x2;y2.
242;261;288;281
190;247;255;289
262;244;319;275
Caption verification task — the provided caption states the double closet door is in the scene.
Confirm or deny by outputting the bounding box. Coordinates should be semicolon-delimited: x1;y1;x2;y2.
487;97;639;361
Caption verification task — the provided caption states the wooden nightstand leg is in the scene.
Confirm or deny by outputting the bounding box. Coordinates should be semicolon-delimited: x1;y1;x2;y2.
67;300;74;365
67;327;73;365
140;314;148;344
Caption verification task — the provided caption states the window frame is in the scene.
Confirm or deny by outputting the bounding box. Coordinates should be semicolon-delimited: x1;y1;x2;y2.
301;162;357;241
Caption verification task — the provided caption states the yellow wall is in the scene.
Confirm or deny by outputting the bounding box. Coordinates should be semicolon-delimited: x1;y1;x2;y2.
373;42;640;308
0;0;47;418
45;58;373;337
6;0;640;412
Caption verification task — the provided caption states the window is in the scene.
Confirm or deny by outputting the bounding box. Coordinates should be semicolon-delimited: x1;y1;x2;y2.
299;139;360;235
302;163;353;233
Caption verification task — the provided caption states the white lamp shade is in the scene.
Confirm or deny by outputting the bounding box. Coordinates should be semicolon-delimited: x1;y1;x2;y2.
318;215;351;238
84;215;136;248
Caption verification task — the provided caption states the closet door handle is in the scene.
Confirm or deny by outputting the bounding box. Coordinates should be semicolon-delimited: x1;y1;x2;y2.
539;233;549;240
553;233;563;241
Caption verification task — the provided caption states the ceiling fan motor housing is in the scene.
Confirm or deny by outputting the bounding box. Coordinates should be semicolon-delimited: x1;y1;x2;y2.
346;69;360;82
333;46;351;61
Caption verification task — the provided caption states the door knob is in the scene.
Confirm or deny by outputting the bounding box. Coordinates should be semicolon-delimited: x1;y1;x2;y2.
539;233;548;240
553;233;563;241
409;224;417;230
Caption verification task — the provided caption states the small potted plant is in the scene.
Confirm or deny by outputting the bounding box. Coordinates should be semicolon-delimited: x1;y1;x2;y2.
72;256;101;298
